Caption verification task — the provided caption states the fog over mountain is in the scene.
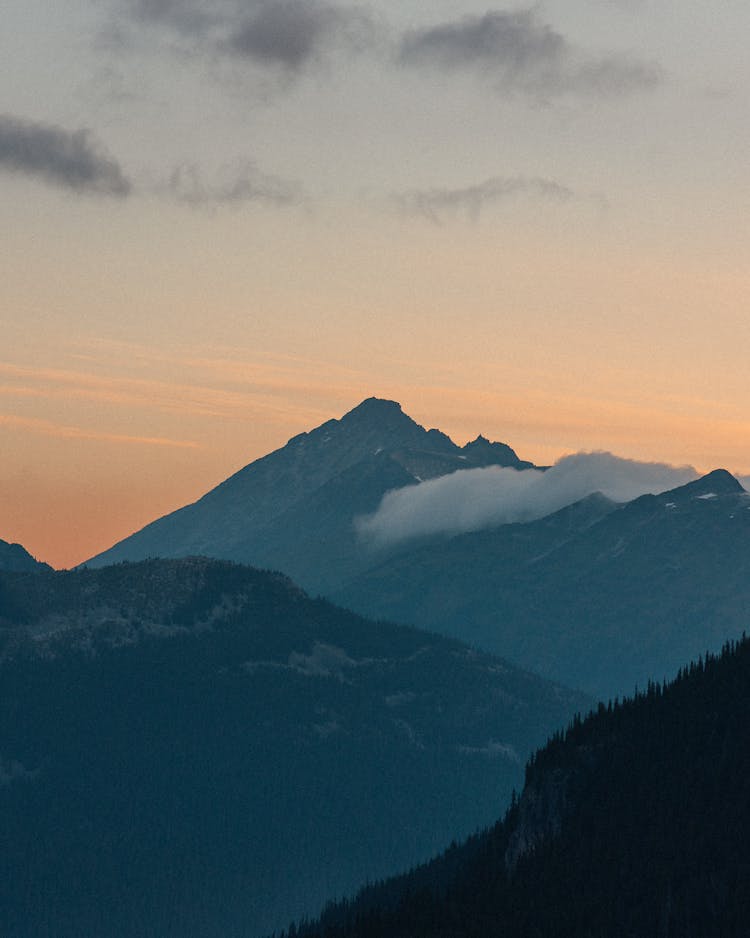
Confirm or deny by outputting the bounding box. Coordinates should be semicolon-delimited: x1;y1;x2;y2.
358;451;700;547
83;399;750;701
340;469;750;699
86;397;710;590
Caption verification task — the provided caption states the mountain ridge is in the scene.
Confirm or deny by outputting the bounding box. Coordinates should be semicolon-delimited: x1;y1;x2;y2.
0;556;588;938
84;398;533;591
0;538;51;573
335;469;750;698
82;401;750;701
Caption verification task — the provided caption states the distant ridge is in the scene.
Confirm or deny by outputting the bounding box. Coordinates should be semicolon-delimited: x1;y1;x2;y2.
0;538;51;573
336;469;750;699
661;466;744;497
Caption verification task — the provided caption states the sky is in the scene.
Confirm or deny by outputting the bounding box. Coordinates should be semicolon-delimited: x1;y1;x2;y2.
2;0;749;568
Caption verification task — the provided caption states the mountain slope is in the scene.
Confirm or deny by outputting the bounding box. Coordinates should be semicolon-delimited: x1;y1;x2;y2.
336;470;750;699
0;538;51;572
0;558;587;938
298;634;750;938
84;398;533;592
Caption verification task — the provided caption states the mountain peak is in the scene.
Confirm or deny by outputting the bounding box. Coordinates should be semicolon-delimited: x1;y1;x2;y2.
83;398;532;577
341;398;405;423
668;468;744;499
461;435;529;469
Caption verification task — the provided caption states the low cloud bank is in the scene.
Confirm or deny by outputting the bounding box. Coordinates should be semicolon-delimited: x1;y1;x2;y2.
358;452;699;547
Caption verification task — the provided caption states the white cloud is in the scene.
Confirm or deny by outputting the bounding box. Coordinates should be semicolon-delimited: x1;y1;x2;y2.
357;451;699;547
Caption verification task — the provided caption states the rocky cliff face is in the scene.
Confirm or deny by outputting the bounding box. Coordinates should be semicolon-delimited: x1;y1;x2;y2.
504;741;600;870
504;767;572;870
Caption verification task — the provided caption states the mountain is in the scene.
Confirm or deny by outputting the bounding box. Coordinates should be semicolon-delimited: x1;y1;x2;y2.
296;634;750;938
0;538;51;572
84;398;534;593
335;470;750;699
0;558;587;938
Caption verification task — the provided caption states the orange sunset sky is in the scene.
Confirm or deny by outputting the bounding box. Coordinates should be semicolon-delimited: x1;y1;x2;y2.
2;0;749;568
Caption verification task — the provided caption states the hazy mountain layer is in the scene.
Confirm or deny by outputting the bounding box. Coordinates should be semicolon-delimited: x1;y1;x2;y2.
0;558;587;938
84;398;533;592
336;470;750;699
298;634;750;938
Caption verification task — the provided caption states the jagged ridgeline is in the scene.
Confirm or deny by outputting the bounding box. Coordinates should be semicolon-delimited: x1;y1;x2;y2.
336;468;750;699
83;397;750;703
84;398;534;593
296;635;750;938
0;559;588;938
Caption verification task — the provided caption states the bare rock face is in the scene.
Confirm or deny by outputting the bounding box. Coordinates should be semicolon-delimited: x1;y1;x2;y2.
504;766;572;870
505;738;603;870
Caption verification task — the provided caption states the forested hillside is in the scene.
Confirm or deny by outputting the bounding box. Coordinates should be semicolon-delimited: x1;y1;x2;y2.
0;559;586;937
297;634;750;938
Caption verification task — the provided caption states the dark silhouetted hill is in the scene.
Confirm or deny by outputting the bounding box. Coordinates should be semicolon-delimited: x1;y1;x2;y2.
296;633;750;938
0;538;51;572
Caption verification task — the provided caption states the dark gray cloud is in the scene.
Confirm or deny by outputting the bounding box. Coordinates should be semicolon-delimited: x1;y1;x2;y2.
132;0;216;29
114;3;659;94
396;176;574;224
120;0;379;72
0;114;131;196
227;1;377;69
167;160;304;207
398;9;662;98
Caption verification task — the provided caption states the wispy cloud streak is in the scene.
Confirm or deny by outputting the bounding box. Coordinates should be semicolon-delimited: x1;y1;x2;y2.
167;160;304;207
396;176;574;224
0;414;200;449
